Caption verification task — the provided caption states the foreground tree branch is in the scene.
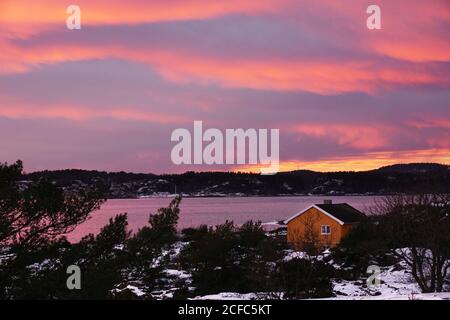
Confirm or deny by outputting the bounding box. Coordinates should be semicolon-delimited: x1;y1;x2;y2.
0;160;106;248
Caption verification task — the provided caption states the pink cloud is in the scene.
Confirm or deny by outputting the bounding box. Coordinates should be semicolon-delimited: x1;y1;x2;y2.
1;39;447;94
0;99;188;124
293;124;391;150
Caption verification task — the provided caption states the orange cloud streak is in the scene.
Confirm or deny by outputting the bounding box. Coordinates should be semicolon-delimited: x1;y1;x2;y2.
0;0;279;25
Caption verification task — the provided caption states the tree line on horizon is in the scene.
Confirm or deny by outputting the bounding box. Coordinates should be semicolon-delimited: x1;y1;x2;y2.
20;162;450;197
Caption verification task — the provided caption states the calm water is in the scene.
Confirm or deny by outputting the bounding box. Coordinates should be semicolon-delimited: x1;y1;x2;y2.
67;196;381;242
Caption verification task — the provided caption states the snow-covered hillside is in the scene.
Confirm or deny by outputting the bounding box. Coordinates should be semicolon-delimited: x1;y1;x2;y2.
191;249;449;301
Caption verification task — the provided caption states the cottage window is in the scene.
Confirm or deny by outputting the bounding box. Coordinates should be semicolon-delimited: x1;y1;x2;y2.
321;225;331;235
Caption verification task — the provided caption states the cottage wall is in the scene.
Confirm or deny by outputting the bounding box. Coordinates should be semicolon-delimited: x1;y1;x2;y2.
287;207;351;248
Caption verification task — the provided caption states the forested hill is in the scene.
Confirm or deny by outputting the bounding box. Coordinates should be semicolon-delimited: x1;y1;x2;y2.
22;163;450;198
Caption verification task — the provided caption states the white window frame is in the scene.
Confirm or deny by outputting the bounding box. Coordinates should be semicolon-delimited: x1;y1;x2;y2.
320;225;331;235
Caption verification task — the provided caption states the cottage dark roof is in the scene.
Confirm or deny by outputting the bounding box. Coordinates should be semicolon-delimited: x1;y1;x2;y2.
315;203;366;224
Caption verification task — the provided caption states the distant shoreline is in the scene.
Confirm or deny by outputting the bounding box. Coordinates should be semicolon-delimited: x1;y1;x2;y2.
23;163;449;199
108;194;384;200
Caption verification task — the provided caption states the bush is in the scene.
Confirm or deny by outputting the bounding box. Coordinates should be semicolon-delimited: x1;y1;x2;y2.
179;220;282;296
2;214;130;299
275;258;334;299
332;217;390;280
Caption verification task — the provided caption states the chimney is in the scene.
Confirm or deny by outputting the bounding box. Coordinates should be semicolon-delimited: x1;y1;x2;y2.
323;199;332;205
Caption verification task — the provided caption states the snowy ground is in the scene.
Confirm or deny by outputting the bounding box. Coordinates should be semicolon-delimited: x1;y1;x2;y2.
192;249;449;301
332;264;421;299
191;293;264;300
323;292;450;300
190;292;450;300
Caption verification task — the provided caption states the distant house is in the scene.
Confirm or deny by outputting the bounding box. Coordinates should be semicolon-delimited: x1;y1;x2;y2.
284;200;366;249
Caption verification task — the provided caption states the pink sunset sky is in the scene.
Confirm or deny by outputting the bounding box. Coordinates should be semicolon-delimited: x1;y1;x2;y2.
0;0;449;173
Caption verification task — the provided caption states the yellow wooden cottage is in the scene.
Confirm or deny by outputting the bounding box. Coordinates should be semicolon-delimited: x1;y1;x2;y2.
284;200;366;249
